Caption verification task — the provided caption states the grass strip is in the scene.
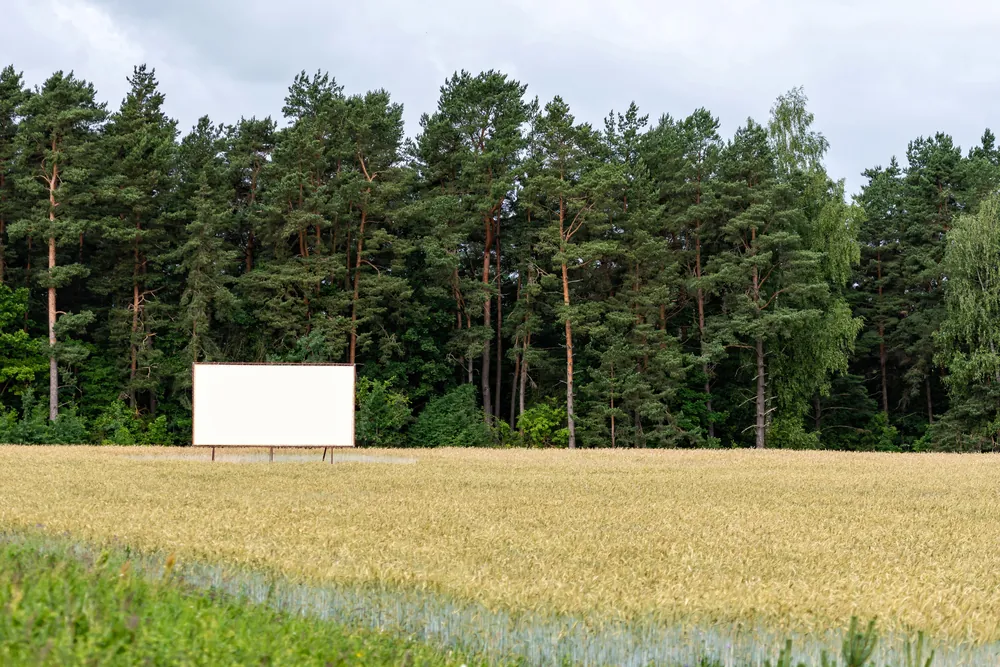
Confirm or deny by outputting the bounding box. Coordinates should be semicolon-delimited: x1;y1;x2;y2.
0;535;478;666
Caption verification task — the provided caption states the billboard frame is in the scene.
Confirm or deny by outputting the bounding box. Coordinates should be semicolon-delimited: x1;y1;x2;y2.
191;362;356;462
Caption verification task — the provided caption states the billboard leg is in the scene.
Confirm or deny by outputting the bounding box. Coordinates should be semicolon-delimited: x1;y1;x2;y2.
322;447;327;462
211;447;215;462
269;447;273;463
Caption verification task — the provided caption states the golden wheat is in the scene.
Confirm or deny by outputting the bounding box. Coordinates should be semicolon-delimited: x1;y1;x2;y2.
1;446;998;644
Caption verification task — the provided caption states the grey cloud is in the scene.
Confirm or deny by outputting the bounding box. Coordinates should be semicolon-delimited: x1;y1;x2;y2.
6;0;1000;192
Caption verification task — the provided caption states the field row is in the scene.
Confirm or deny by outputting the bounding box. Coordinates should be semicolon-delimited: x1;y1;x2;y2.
2;447;999;647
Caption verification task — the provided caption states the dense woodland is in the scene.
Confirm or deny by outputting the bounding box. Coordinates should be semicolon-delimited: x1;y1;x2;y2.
1;63;999;450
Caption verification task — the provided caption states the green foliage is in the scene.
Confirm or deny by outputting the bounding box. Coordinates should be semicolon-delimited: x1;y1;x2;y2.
768;414;821;450
0;391;87;444
356;377;411;447
2;62;1000;450
0;538;468;666
517;402;569;448
409;385;490;447
89;400;171;446
0;284;45;398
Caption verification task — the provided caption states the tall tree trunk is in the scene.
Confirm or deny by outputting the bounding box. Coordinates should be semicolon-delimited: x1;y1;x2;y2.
130;227;141;409
610;364;616;449
519;332;529;429
755;336;766;449
561;259;576;449
48;234;57;422
814;393;822;432
695;230;714;438
926;375;934;425
47;160;59;422
559;195;576;449
879;324;889;415
876;253;888;415
494;232;502;419
480;217;493;423
509;343;520;429
349;210;366;365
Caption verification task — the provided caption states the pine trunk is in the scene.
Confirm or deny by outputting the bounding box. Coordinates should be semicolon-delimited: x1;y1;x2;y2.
519;333;529;429
610;364;616;449
877;254;888;415
509;339;519;429
47;158;58;422
755;336;766;449
559;194;576;449
562;260;576;450
695;229;714;438
494;233;502;420
926;375;934;425
48;234;57;422
130;228;141;409
480;217;493;423
879;325;889;415
349;210;366;365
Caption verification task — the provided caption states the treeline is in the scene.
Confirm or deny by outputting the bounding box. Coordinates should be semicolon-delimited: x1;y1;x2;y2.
1;64;999;450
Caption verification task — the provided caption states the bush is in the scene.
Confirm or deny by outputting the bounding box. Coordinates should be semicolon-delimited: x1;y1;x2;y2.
91;400;174;445
356;377;411;447
0;391;87;445
517;401;569;448
767;414;820;450
409;385;490;447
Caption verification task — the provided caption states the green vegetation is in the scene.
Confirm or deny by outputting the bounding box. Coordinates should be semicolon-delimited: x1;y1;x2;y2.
2;62;1000;449
0;528;961;666
0;536;473;666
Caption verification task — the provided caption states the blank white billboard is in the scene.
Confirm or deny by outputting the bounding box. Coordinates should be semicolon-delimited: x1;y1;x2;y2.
192;364;355;447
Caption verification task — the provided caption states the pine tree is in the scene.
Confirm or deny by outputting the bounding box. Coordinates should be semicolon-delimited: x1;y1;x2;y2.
95;65;177;411
412;71;532;420
0;66;30;286
526;97;620;448
11;71;105;420
343;90;408;365
853;159;905;416
228;116;276;276
896;134;964;426
244;72;349;362
709;119;828;448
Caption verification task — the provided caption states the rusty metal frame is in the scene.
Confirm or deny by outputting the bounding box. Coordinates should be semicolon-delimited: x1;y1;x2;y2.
191;362;357;459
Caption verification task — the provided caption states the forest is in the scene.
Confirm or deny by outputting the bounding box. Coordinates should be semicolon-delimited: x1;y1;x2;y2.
1;63;998;451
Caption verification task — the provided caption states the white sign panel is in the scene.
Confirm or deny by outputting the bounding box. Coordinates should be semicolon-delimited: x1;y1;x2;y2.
193;364;355;447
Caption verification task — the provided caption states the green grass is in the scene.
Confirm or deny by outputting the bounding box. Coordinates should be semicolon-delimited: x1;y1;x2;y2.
0;538;476;666
0;531;967;666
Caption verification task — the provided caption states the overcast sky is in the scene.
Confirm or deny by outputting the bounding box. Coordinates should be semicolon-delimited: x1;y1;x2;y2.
3;0;1000;192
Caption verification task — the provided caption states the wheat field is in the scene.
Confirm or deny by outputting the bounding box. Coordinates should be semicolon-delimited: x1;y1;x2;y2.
1;446;999;648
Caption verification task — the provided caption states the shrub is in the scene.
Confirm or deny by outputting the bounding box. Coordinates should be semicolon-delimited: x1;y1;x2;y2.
409;385;490;447
517;401;569;448
90;400;175;445
356;377;411;447
0;391;87;444
767;414;820;450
